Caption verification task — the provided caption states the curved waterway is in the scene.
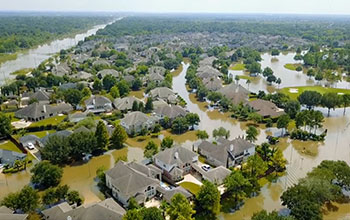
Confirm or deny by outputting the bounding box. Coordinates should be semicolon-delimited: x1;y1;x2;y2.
0;18;120;85
173;63;350;220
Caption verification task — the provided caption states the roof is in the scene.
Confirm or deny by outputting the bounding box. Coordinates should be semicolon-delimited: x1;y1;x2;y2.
84;95;112;107
149;87;175;100
0;149;26;166
197;65;222;79
199;56;217;66
158;186;192;202
113;97;143;111
247;99;285;117
218;83;250;105
203;166;231;185
106;161;159;199
97;69;119;78
59;83;77;91
15;103;73;119
40;130;73;146
42;199;125;220
19;134;40;145
74;71;93;80
154;146;197;166
154;105;187;119
149;66;166;75
52;62;70;76
30;90;50;102
148;72;164;81
202;77;222;91
93;59;111;67
121;111;157;127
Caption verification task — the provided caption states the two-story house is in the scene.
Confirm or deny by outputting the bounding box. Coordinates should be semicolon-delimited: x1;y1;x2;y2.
153;146;198;184
84;95;113;114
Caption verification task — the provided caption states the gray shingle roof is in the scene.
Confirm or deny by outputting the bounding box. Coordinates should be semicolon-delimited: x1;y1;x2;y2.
157;186;192;202
97;69;119;78
203;166;231;185
121;111;157;127
218;83;250;105
84;95;112;107
149;87;175;100
202;77;222;91
247;99;285;118
0;149;26;166
154;146;197;166
154;105;187;119
15;103;72;120
30;90;50;102
113;97;143;111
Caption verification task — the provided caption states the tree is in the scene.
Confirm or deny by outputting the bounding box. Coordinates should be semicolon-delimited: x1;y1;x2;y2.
144;141;159;159
195;180;220;219
266;75;277;84
277;114;291;136
172;117;189;134
167;193;195;220
102;74;117;91
246;126;258;143
1;186;40;213
284;100;300;118
341;94;350;115
67;190;83;206
244;154;268;177
63;89;83;107
252;210;295;220
196;130;209;140
69;131;96;160
307;69;315;79
128;197;140;210
123;209;142;220
224;170;252;203
262;67;273;77
256;142;273;161
110;124;127;149
270;148;287;172
213;127;230;139
95;121;109;152
271;49;280;56
42;188;57;206
41;135;71;165
246;79;251;90
298;91;322;109
160;136;174;151
131;78;143;91
30;161;63;189
132;100;139;111
145;98;153;112
0;112;12;137
321;92;340;116
93;78;103;91
234;75;240;84
142;207;164;220
185;113;200;130
117;80;130;97
110;85;120;98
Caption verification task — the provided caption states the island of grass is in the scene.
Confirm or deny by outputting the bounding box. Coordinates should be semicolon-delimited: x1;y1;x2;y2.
179;182;201;195
236;75;254;81
0;53;17;64
10;68;34;75
280;86;350;100
284;63;302;71
231;63;245;71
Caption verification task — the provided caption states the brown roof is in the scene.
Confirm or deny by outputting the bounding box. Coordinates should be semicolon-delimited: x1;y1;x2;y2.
247;99;285;118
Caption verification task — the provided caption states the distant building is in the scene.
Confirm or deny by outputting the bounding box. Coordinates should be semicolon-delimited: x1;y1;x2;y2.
0;206;28;220
120;111;158;134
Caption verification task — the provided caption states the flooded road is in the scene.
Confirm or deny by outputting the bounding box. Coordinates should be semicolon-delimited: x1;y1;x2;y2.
173;63;350;220
0;19;119;85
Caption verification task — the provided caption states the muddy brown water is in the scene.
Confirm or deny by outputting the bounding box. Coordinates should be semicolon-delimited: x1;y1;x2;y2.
0;60;349;219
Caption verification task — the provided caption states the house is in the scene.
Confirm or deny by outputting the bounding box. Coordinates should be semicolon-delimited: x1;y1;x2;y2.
74;71;93;80
157;186;193;203
153;146;198;184
149;87;177;104
84;95;113;114
30;89;51;104
218;83;250;105
120;111;158;134
197;137;255;168
72;53;90;64
97;69;120;79
0;206;28;220
113;96;144;112
247;99;285;118
199;165;231;185
197;65;222;80
40;130;73;146
19;134;40;148
202;77;222;91
41;198;126;220
148;72;164;83
68;112;88;123
154;105;188;121
105;161;160;206
149;66;166;76
199;56;217;66
0;149;27;167
52;62;71;77
15;102;73;122
93;59;111;67
59;83;77;91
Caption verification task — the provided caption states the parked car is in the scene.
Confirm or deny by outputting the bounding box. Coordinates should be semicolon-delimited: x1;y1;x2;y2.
27;143;35;150
201;164;211;171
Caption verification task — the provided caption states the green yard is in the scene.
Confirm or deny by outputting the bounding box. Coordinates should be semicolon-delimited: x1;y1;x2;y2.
29;115;66;127
284;63;301;71
231;63;245;71
0;140;22;153
179;182;201;195
280;86;350;100
237;75;254;81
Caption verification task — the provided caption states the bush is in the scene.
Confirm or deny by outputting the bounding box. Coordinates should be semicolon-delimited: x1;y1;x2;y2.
290;129;326;141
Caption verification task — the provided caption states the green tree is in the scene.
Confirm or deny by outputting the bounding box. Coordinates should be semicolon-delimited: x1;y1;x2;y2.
117;80;130;97
213;127;230;139
67;190;83;206
172;117;189;134
160;136;174;151
246;126;258;143
69;131;96;160
144;141;159;159
195;180;221;219
244;155;268;177
145;98;153;112
185;113;200;130
30;161;63;189
132;100;139;111
42;188;57;206
41;135;71;165
321;92;340;116
271;49;280;56
298;91;322;109
252;210;295;220
110;124;127;149
277;114;291;135
142;207;164;220
284;100;301;118
63;89;83;107
123;209;142;220
1;186;40;213
167;193;195;220
341;94;350;115
102;74;117;91
224;170;252;203
262;67;273;77
110;85;120;98
196;130;209;140
95;121;109;151
0;112;12;137
270;148;287;172
128;197;140;210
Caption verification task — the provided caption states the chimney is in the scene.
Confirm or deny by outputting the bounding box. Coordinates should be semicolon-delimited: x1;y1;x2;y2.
92;98;96;105
43;105;47;113
230;144;233;152
174;152;179;159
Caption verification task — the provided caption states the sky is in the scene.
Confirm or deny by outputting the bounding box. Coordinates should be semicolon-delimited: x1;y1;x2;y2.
1;0;350;15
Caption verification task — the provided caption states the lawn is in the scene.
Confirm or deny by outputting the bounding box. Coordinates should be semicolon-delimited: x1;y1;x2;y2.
171;64;184;77
284;63;302;71
0;140;22;153
179;182;201;195
10;68;33;75
0;53;17;64
5;112;20;122
231;63;245;71
29;115;66;127
237;75;254;81
280;86;350;100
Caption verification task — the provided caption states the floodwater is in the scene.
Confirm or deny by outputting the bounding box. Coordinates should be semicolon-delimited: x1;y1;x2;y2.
229;52;350;94
0;19;119;85
173;63;350;220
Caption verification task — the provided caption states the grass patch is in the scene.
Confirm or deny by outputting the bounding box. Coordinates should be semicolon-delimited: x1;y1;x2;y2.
29;115;66;127
0;53;17;64
0;140;22;153
129;89;145;99
237;75;254;81
284;63;301;71
280;86;350;100
198;156;206;164
179;182;201;195
4;112;20;122
10;68;33;75
171;64;184;77
231;63;245;71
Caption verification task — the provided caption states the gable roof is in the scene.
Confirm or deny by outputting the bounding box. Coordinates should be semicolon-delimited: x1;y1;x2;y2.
148;72;165;81
40;130;73;146
0;149;26;166
84;95;112;107
202;77;222;91
30;90;50;102
197;65;222;79
15;103;72;120
154;105;187;119
149;87;175;100
113;96;143;111
106;161;159;199
203;166;231;185
0;206;28;220
97;69;119;78
121;111;157;127
218;83;250;105
247;99;285;117
154;146;197;166
157;186;192;202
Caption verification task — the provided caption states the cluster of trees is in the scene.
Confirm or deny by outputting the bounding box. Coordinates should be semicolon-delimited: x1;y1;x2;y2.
281;160;350;220
262;67;282;86
41;121;127;165
171;113;200;134
0;16;108;53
